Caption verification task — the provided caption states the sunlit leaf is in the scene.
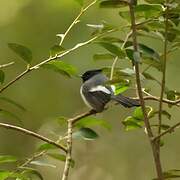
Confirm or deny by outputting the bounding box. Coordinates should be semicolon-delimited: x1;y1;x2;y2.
8;43;32;64
122;116;143;131
113;83;129;95
41;60;77;77
0;155;17;164
0;70;5;84
133;106;153;120
0;170;11;180
74;116;111;131
73;127;99;140
38;143;57;151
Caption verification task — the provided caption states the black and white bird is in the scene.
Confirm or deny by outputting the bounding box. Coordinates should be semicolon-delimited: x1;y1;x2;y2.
80;69;140;112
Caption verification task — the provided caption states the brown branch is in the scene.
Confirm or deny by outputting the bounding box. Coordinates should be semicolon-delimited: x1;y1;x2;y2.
0;122;67;153
61;120;72;180
128;2;164;179
153;122;180;141
0;68;31;93
158;0;169;152
61;109;96;180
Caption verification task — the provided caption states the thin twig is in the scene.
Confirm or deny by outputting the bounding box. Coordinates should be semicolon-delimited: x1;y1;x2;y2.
59;0;97;45
153;122;180;141
0;62;14;69
110;30;132;80
61;120;72;180
18;150;46;169
110;56;118;80
158;0;169;146
0;68;30;93
0;122;67;152
61;110;96;180
128;2;164;179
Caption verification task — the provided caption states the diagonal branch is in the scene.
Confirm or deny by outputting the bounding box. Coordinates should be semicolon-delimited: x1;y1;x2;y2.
0;122;67;152
128;1;164;179
153;122;180;141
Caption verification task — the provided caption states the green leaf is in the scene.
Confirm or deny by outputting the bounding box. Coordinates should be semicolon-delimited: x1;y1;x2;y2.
135;4;163;18
0;170;11;180
153;169;180;179
49;45;65;57
0;109;21;123
74;117;111;131
41;60;77;77
73;127;99;140
166;90;176;101
149;110;171;120
96;42;126;58
22;169;43;180
139;44;160;60
0;97;26;111
151;124;171;131
93;53;115;61
142;72;156;81
122;116;143;131
113;83;129;95
133;106;153;120
74;0;84;6
0;70;5;84
38;143;57;151
0;155;17;164
99;0;128;8
30;160;56;168
47;153;75;168
8;43;32;64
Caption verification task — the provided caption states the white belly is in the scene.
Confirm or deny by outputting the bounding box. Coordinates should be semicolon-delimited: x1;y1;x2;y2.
80;86;93;109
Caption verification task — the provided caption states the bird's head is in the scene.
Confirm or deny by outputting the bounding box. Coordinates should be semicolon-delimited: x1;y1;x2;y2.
81;69;102;82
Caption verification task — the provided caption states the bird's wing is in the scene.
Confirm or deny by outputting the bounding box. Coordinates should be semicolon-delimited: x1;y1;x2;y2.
81;85;112;112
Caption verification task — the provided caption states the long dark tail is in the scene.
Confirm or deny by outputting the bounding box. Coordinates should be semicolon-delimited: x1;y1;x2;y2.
111;94;140;108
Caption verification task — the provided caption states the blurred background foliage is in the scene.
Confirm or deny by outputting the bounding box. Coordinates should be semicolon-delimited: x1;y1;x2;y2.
0;0;180;179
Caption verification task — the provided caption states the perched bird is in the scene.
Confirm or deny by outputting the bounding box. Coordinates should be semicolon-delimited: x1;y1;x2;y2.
80;69;140;112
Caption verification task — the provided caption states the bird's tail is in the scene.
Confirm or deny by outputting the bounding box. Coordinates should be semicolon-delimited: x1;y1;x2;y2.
111;94;140;108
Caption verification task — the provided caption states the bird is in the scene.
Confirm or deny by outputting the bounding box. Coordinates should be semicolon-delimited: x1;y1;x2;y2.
80;69;140;112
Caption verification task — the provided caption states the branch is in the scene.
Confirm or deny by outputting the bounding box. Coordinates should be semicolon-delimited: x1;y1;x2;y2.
128;2;164;179
59;0;97;45
61;109;96;180
0;62;14;69
0;122;67;153
110;57;118;80
61;120;72;180
153;122;180;141
158;0;169;145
